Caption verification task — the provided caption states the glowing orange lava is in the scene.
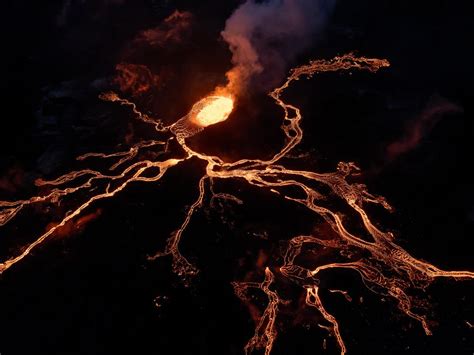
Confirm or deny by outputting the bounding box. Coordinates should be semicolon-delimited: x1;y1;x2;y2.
192;95;234;127
1;54;473;355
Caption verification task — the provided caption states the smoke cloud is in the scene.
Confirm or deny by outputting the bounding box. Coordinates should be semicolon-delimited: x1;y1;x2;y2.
125;10;193;58
115;11;193;97
132;11;193;49
386;96;463;161
219;0;336;97
114;63;160;97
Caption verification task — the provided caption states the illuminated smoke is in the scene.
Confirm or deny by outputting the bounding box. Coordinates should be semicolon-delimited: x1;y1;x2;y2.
114;63;160;97
123;10;193;58
220;0;336;96
386;97;463;161
132;10;193;47
45;208;103;239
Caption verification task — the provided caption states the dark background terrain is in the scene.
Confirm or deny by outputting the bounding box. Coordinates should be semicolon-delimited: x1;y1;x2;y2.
1;1;473;354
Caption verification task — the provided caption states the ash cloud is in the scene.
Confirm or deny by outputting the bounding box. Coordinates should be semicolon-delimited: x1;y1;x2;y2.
220;0;336;96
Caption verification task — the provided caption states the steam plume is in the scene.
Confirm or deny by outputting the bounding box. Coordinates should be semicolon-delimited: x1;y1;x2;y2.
219;0;336;97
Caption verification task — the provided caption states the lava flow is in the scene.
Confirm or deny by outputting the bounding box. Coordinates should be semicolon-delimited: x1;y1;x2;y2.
1;53;473;354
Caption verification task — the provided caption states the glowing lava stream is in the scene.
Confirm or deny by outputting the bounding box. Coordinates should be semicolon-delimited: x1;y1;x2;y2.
1;54;473;355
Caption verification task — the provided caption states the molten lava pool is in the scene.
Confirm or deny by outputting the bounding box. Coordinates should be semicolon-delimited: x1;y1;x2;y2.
192;95;234;127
